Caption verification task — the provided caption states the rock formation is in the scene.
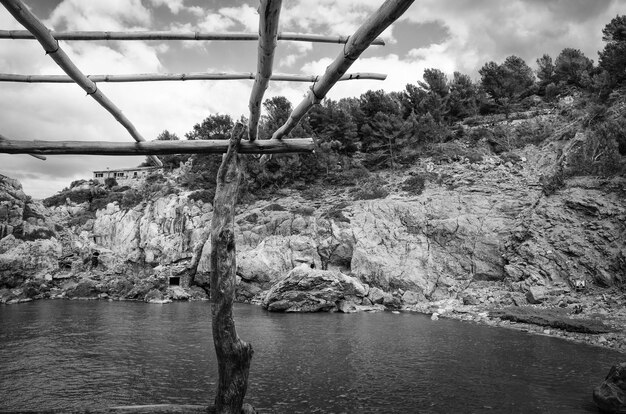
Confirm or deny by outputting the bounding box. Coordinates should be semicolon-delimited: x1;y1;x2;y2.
594;363;626;414
1;137;624;315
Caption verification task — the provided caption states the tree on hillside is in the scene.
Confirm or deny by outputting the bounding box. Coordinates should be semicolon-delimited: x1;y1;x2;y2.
156;130;188;169
536;54;556;90
308;99;358;155
185;114;234;140
141;130;188;169
258;96;309;139
599;15;626;87
554;48;594;88
448;71;478;120
400;83;428;118
479;55;535;117
419;68;449;98
361;111;413;169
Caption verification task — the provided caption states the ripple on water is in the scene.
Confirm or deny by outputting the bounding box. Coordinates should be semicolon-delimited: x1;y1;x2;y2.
0;301;621;413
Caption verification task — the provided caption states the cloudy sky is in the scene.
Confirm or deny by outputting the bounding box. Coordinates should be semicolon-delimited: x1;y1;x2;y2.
0;0;623;199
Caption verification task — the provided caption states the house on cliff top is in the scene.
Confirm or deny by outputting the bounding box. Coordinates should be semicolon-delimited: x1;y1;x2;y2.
92;166;162;185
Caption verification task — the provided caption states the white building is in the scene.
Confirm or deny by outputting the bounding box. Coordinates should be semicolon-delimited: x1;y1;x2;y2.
92;166;162;184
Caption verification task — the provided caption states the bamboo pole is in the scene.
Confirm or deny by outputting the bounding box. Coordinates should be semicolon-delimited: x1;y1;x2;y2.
0;72;386;83
208;124;254;413
0;0;162;167
0;30;385;45
0;133;45;160
248;0;282;141
0;137;315;155
271;0;414;140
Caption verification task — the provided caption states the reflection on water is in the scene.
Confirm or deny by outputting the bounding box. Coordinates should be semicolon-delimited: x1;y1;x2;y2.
0;301;621;413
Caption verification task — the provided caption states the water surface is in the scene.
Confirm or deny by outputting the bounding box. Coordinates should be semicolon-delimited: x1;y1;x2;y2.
0;301;621;413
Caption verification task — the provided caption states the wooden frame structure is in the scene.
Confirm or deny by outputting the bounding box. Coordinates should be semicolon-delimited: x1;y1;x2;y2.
0;0;414;412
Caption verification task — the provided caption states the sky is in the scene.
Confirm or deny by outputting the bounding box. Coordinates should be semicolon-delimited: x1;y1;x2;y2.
0;0;623;199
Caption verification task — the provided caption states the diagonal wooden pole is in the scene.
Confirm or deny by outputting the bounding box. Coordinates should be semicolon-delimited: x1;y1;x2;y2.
209;123;253;414
0;0;162;167
248;0;282;141
271;0;415;140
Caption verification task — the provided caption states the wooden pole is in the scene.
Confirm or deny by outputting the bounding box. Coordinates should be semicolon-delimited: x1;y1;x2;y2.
0;137;315;155
271;0;414;140
209;124;253;413
0;0;162;167
0;134;45;160
0;72;386;84
0;30;385;45
248;0;282;141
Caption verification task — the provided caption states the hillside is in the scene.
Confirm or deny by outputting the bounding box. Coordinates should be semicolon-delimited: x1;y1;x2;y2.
1;95;624;351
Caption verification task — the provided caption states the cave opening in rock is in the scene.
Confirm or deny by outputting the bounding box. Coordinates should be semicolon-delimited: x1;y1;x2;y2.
169;276;180;286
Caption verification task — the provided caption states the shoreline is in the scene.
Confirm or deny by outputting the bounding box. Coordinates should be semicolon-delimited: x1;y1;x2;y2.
3;294;625;355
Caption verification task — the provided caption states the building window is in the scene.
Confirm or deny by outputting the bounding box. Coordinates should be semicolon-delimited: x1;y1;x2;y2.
95;173;103;178
116;172;125;177
133;172;138;177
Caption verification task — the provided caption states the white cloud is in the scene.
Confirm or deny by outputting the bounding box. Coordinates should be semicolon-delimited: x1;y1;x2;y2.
196;13;237;32
400;0;622;76
219;4;259;32
48;0;151;31
279;54;298;67
147;0;185;15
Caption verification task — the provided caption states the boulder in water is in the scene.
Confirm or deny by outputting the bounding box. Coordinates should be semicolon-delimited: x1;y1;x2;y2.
262;265;367;312
593;363;626;413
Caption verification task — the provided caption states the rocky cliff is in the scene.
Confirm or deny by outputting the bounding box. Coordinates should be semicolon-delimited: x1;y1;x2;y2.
0;175;61;296
1;134;625;325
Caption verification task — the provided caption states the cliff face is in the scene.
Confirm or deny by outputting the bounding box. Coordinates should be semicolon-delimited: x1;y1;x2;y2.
0;142;624;307
0;175;61;291
505;177;626;289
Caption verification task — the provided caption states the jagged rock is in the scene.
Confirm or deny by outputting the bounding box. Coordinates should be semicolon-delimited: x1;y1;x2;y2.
237;236;321;287
368;287;387;304
505;179;626;289
167;286;190;301
236;280;262;302
91;192;209;266
262;265;368;312
0;235;62;287
383;294;402;310
462;293;480;306
491;307;613;334
144;289;165;303
337;299;358;313
593;363;626;414
65;279;100;299
402;290;425;305
350;194;516;296
526;286;548;304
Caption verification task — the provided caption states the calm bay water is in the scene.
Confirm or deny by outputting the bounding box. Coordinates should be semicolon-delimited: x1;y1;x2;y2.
0;301;622;413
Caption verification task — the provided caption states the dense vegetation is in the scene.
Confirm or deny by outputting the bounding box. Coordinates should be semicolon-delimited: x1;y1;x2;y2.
47;15;626;211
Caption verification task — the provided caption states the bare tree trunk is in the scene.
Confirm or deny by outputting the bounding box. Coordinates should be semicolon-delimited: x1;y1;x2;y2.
209;124;253;413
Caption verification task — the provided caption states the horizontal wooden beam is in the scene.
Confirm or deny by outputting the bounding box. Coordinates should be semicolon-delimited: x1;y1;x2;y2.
0;72;386;83
0;138;315;155
272;0;414;140
0;133;45;160
0;0;162;167
0;30;385;45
